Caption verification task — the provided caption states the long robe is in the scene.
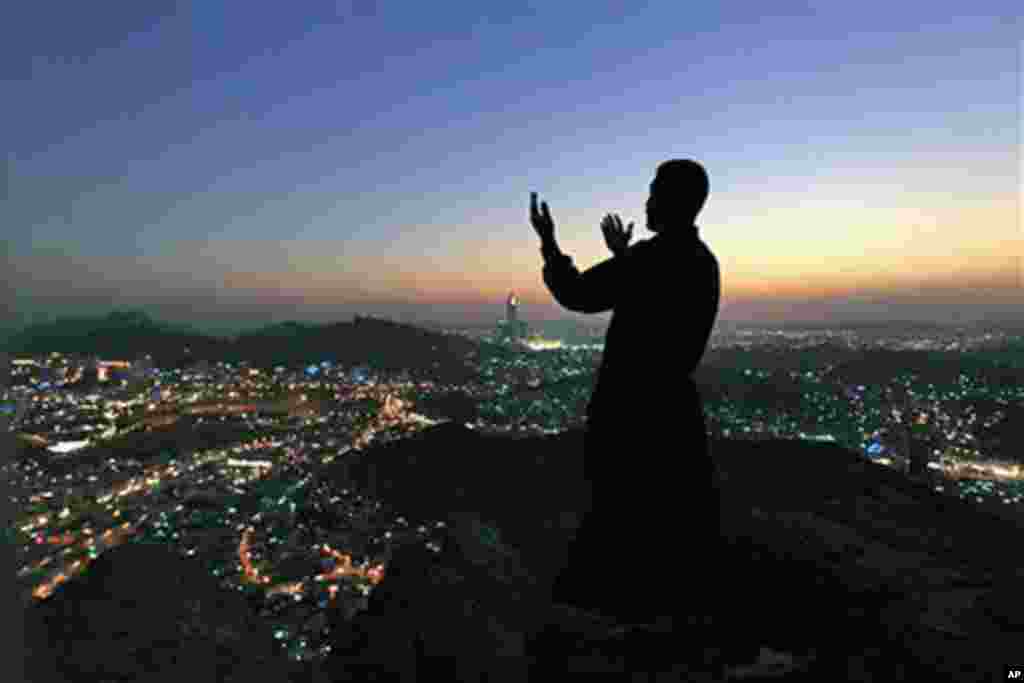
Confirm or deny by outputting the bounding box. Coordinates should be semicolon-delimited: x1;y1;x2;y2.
540;226;721;622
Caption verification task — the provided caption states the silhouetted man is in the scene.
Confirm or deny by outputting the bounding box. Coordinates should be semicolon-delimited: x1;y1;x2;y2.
529;159;721;631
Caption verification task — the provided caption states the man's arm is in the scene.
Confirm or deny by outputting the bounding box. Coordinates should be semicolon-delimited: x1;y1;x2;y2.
541;240;631;314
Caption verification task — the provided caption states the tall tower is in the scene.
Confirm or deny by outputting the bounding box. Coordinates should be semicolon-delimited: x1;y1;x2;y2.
506;292;519;326
496;291;529;343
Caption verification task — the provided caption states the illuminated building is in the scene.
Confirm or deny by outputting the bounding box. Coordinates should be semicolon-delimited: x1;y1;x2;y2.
524;334;563;351
507;292;520;327
497;291;529;342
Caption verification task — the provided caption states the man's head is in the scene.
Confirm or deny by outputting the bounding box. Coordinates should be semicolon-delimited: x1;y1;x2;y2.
645;159;709;233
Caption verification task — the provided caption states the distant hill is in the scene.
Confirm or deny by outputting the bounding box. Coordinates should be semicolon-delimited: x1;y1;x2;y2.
5;310;220;357
227;315;489;383
746;317;1024;335
4;310;503;383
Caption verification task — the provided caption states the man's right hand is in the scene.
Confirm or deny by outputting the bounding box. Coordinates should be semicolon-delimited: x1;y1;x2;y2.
530;192;556;246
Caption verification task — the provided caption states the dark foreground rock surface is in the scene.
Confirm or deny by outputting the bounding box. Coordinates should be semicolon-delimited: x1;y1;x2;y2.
23;423;1024;682
333;424;1024;682
23;543;299;683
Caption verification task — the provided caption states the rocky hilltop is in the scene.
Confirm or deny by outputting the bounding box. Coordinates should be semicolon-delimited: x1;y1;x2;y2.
329;423;1024;681
22;423;1024;681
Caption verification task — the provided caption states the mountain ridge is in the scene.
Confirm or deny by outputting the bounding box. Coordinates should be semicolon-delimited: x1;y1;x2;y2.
5;310;498;385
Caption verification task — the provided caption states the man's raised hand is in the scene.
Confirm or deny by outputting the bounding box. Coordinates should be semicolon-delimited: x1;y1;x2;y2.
602;213;633;256
530;192;556;245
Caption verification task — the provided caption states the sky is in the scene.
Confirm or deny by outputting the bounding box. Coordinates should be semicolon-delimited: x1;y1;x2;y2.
4;1;1021;334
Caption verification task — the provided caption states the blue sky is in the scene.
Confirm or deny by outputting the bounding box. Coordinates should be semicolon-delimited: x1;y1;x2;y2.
5;1;1020;332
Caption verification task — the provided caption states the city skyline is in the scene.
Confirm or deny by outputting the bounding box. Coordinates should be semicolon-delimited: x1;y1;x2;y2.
5;2;1020;333
9;299;1022;342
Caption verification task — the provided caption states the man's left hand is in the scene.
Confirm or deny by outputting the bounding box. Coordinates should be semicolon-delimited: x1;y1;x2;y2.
602;213;633;255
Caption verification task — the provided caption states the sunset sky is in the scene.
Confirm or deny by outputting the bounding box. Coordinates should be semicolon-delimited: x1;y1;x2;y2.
5;1;1020;334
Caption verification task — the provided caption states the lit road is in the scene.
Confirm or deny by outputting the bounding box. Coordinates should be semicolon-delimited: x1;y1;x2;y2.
23;515;153;604
238;527;385;604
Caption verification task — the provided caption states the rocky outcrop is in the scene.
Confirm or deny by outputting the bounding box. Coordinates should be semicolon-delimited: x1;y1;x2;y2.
334;423;590;595
333;424;1024;681
328;538;539;682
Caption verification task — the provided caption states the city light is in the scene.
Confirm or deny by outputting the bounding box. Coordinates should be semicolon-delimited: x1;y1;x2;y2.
8;323;1022;667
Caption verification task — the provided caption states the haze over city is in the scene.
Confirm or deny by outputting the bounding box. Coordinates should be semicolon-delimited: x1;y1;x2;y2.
5;1;1020;335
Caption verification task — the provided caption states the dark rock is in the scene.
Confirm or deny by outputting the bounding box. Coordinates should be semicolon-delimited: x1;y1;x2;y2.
336;429;1024;682
24;543;295;683
343;537;538;683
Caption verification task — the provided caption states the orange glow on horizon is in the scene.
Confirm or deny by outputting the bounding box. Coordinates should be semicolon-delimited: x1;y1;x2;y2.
210;194;1016;318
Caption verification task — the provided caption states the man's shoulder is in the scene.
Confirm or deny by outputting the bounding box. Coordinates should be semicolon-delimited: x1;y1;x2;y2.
633;234;709;257
629;237;659;253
